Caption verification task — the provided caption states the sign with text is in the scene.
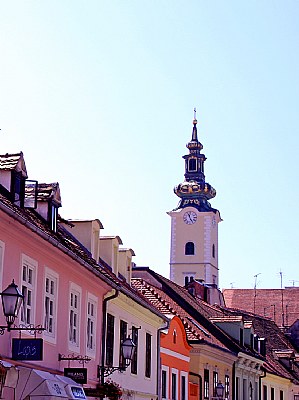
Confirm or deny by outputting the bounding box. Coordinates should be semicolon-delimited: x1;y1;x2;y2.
64;368;87;384
12;338;43;361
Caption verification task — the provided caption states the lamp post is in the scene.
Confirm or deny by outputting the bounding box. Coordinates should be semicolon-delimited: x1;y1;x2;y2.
98;337;136;384
0;280;24;332
215;382;225;399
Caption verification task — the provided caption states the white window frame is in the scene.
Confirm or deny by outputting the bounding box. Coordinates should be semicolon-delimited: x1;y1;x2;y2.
161;366;169;399
43;267;59;343
0;240;5;291
86;292;97;357
20;254;37;327
68;282;82;351
171;368;179;400
181;371;188;400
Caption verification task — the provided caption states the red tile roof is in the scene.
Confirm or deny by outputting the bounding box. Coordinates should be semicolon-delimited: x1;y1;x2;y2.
131;277;231;351
223;288;299;328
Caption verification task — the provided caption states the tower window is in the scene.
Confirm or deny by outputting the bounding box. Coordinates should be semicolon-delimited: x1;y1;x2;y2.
185;242;195;255
212;244;215;258
188;158;197;172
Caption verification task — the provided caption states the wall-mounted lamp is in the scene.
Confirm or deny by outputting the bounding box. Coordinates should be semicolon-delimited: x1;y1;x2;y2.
98;337;136;384
0;280;44;335
215;382;225;399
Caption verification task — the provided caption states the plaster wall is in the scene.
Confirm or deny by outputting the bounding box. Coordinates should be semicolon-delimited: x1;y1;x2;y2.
106;295;166;400
169;207;220;286
0;209;109;387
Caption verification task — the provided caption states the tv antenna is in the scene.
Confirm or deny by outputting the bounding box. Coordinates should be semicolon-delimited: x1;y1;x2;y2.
253;273;261;314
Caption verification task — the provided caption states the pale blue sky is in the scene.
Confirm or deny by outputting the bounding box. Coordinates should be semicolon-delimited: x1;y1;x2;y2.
1;1;298;289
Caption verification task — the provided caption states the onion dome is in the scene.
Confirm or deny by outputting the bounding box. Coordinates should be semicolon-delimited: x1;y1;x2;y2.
173;110;217;212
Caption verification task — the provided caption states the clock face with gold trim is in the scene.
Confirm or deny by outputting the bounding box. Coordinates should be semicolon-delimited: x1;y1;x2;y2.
183;211;197;224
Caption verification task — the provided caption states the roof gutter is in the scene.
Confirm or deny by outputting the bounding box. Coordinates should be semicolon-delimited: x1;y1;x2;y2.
0;201;119;288
0;202;166;319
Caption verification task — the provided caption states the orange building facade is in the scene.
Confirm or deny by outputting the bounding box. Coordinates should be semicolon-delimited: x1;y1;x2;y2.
160;316;196;400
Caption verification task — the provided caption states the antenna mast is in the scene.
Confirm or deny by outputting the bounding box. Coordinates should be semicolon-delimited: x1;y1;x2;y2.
253;273;261;314
280;271;285;327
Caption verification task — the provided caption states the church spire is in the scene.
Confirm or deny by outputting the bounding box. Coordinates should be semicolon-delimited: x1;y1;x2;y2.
174;110;217;212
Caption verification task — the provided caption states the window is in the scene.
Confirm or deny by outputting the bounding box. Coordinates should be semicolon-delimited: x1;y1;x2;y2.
236;377;240;400
185;242;195;255
243;379;247;400
181;374;187;400
279;390;283;400
131;326;138;374
213;371;218;397
263;385;267;400
106;313;115;366
49;204;58;232
173;330;177;344
204;369;209;399
119;320;128;369
249;382;253;400
240;328;244;345
225;375;230;399
188;158;197;172
69;286;81;347
44;270;58;339
162;370;167;399
171;372;177;400
212;244;215;258
11;170;25;207
271;387;275;400
20;256;36;325
87;295;97;354
145;333;152;378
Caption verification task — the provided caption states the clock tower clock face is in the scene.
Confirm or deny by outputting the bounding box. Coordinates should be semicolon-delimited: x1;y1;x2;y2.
183;211;197;224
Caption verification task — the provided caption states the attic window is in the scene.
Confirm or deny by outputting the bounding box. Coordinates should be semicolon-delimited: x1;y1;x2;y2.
49;204;58;232
24;180;38;209
11;171;25;207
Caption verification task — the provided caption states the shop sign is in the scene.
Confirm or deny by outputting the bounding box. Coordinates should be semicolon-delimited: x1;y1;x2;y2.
64;368;87;384
12;338;43;360
70;386;86;399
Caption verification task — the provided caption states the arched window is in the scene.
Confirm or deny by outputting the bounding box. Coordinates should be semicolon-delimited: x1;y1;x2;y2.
185;242;195;255
212;244;215;258
173;330;177;344
188;158;197;172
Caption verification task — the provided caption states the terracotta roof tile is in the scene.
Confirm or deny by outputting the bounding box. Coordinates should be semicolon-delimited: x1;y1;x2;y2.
223;288;299;328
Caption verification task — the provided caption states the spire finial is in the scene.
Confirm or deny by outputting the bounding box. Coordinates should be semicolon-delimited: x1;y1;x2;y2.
193;107;197;124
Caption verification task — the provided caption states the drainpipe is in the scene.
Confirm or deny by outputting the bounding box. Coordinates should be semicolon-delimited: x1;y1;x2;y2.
156;320;170;400
189;371;202;400
232;362;235;400
100;289;119;385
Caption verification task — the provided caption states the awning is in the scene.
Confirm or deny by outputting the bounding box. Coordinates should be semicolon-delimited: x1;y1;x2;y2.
15;367;86;399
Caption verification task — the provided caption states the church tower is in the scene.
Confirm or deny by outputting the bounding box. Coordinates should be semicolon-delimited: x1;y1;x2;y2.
168;111;221;288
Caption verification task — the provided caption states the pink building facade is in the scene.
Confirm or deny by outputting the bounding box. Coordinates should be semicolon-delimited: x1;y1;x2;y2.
0;152;168;400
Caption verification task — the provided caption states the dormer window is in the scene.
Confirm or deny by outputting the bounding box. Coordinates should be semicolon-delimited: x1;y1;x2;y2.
239;328;244;346
188;158;197;172
11;170;25;207
49;204;58;232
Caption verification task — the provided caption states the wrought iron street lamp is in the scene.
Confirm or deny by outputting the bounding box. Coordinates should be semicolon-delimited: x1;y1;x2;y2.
0;280;24;331
215;382;225;399
0;280;45;335
98;337;136;383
